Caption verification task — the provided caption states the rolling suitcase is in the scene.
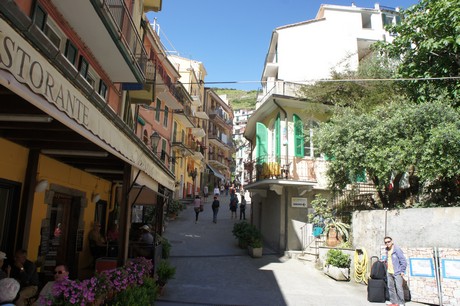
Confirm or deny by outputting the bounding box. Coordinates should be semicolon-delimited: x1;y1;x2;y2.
367;278;387;302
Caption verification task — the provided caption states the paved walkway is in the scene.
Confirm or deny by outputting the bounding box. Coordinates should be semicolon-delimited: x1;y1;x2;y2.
155;193;420;306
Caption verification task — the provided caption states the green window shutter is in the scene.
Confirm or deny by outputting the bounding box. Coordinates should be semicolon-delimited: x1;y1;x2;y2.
275;114;281;159
256;122;268;163
356;170;366;182
155;98;161;121
382;13;387;25
294;115;304;157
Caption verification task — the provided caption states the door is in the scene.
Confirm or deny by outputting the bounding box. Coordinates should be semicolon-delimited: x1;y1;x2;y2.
0;179;21;257
43;193;81;278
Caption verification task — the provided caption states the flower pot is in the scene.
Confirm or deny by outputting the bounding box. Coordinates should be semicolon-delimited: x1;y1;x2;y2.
238;238;248;249
248;246;263;258
324;264;349;281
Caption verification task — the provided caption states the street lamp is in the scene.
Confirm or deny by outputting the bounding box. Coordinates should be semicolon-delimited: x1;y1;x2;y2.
150;131;160;152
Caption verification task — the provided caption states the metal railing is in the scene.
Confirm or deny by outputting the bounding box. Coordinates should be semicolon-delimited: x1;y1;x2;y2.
257;81;306;106
103;0;147;77
244;155;323;183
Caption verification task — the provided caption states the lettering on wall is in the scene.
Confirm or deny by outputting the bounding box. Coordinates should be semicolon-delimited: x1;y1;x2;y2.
0;21;89;126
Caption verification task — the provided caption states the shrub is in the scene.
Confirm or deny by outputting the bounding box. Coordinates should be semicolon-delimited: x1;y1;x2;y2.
107;277;158;305
156;260;176;287
325;249;351;269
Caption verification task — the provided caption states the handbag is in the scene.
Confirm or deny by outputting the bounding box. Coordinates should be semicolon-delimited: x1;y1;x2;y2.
402;278;411;302
199;204;204;212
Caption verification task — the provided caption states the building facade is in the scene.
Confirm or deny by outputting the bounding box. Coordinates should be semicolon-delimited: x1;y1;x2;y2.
0;0;172;279
244;3;400;254
233;109;254;186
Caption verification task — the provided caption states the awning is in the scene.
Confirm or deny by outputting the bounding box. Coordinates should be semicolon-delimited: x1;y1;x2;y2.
0;19;175;190
207;164;225;181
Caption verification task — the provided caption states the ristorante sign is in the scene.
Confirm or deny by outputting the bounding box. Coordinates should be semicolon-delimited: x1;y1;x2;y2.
0;19;175;190
0;21;89;127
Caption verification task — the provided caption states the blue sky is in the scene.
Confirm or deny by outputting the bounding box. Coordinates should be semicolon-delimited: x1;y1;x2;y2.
147;0;419;91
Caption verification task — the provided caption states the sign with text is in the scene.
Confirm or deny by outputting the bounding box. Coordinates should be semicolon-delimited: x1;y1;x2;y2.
291;197;308;208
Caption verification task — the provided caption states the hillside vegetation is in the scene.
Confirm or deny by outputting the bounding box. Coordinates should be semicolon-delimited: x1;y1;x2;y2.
214;88;257;110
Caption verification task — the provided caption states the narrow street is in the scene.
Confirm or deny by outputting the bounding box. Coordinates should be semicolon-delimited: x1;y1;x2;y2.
154;194;419;306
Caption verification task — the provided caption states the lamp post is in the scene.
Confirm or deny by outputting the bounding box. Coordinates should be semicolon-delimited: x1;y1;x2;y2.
150;131;160;154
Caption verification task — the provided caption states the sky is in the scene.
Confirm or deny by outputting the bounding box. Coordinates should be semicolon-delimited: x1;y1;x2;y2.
147;0;420;91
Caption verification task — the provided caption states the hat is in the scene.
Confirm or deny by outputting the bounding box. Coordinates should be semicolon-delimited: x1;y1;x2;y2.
140;225;151;232
0;251;6;260
0;278;20;303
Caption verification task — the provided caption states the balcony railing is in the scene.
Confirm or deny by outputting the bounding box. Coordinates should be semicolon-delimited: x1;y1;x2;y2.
103;0;147;78
244;155;325;184
257;81;306;106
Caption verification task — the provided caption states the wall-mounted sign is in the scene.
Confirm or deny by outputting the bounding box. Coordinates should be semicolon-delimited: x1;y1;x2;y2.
409;258;435;277
442;259;460;280
291;197;307;208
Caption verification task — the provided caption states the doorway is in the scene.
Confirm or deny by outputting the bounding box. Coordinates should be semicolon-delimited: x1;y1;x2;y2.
42;192;81;278
0;179;21;257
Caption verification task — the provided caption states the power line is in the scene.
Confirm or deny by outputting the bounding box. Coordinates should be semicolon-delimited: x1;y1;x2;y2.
146;76;460;87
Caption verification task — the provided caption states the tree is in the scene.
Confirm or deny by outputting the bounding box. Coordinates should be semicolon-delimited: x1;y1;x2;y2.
375;0;460;104
297;54;402;112
314;98;460;207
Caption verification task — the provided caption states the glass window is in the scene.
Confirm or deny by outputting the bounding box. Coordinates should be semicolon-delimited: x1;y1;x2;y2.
64;40;77;65
304;120;320;158
98;80;107;99
79;56;89;78
163;106;169;126
33;5;47;30
155;99;161;121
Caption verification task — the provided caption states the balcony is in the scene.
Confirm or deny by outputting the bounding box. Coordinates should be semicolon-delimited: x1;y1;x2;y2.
244;155;327;186
49;0;147;83
257;81;305;107
208;109;232;129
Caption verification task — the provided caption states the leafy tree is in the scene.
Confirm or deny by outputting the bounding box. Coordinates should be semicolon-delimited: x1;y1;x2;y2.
375;0;460;104
297;54;402;112
314;98;460;207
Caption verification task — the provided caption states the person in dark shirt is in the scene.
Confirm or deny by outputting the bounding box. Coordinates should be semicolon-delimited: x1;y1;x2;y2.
10;249;39;306
211;196;220;223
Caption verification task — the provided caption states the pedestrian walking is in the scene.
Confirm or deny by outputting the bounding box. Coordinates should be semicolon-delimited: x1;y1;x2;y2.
239;195;246;220
193;195;202;224
225;182;229;196
229;192;238;219
203;185;209;203
384;236;407;306
214;186;220;196
211;196;220;223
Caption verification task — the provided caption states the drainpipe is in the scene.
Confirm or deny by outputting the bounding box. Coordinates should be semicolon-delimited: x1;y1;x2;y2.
273;99;289;252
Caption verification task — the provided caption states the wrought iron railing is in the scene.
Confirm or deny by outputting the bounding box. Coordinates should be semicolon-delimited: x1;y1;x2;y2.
103;0;148;78
244;155;324;184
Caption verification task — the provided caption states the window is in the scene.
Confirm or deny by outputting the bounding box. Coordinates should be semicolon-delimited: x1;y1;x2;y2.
155;99;161;121
163;106;169;126
64;40;77;65
33;5;46;30
293;115;304;157
98;80;107;99
361;12;372;29
304;120;320;158
79;56;89;78
142;130;148;145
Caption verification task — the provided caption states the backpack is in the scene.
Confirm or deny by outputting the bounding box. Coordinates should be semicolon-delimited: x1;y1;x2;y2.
370;260;387;280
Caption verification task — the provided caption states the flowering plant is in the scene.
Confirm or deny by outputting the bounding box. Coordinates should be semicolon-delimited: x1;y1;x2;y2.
41;257;154;305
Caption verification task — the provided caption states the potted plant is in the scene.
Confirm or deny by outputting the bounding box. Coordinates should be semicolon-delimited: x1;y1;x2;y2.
156;259;176;294
167;200;182;219
246;224;263;258
324;249;351;281
308;194;350;246
232;221;251;248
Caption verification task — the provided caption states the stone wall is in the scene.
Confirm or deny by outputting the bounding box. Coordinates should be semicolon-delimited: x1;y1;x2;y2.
352;207;460;305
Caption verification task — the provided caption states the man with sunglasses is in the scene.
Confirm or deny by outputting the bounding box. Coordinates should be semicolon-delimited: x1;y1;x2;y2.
34;264;69;305
384;237;407;306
